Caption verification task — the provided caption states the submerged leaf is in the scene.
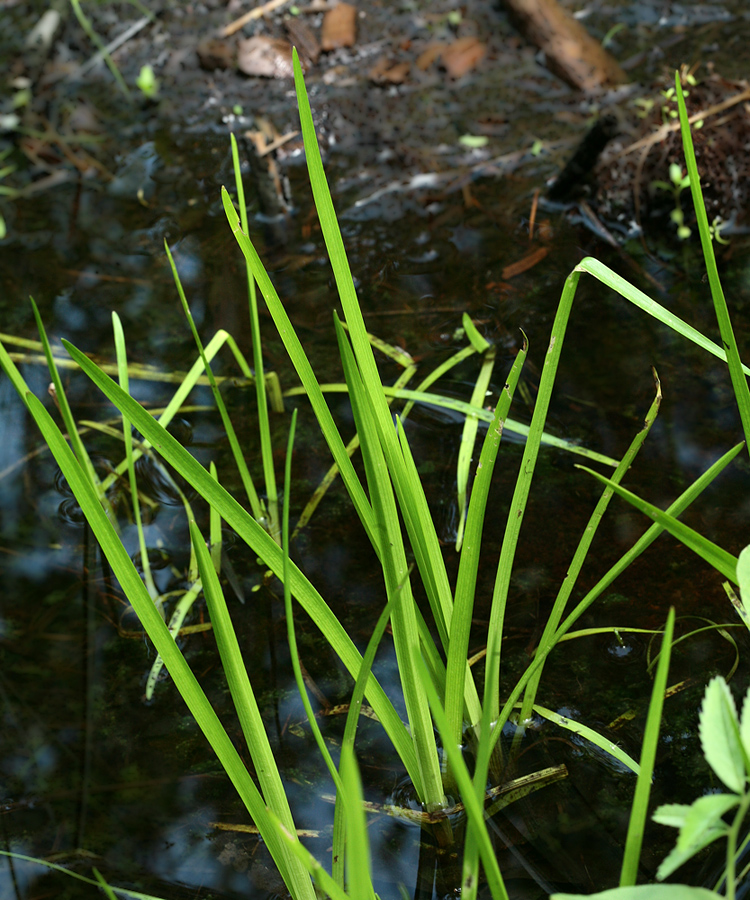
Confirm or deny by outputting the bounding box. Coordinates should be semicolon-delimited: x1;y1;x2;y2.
700;676;745;793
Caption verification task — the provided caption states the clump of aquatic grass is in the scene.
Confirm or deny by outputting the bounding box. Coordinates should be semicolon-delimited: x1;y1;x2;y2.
2;63;749;900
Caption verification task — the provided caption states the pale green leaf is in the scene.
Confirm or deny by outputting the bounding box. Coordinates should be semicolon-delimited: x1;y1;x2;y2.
700;676;745;792
553;887;718;900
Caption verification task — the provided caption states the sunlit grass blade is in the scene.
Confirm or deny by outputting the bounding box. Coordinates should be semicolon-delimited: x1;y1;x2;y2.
280;408;345;801
483;268;581;733
517;374;661;730
484;441;744;765
675;76;750;454
415;656;510;900
0;851;167;900
29;297;113;518
231;132;280;537
59;338;421;785
339;745;376;900
284;382;617;464
576;257;750;378
531;704;640;774
112;311;157;599
23;390;315;900
144;581;202;701
222;188;376;549
335;314;442;808
189;519;307;866
456;339;496;551
579;466;739;582
620;607;676;885
101;329;246;493
165;241;269;531
445;338;527;750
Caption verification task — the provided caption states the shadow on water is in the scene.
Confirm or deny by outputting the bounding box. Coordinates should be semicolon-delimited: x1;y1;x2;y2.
3;3;750;899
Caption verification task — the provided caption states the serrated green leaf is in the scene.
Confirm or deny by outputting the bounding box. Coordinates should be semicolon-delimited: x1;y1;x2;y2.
652;803;692;829
700;676;745;793
656;823;728;881
674;793;736;851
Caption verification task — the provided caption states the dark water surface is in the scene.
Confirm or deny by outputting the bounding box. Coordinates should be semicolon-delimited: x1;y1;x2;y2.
2;2;750;898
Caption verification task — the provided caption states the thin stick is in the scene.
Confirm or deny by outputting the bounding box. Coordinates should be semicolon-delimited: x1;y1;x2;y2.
528;188;539;241
222;0;292;37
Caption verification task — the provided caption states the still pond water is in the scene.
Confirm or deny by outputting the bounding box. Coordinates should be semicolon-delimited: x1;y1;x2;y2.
2;2;750;898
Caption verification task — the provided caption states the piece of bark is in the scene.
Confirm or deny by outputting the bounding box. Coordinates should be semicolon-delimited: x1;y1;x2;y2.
197;38;236;71
237;36;294;78
441;36;486;78
321;3;357;51
504;0;627;92
286;17;320;65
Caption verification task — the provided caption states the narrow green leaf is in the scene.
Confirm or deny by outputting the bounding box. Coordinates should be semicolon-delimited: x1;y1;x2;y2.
23;391;315;900
340;745;376;900
675;75;750;455
579;468;739;582
58;339;421;789
620;607;675;886
532;704;640;775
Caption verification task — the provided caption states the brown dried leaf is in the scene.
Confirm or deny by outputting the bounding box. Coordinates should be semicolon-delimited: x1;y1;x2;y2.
237;36;294;79
321;2;357;51
416;41;446;71
369;58;410;84
286;17;320;65
441;36;486;78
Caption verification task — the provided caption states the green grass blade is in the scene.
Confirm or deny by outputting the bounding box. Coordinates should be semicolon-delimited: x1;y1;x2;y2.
456;341;496;551
0;851;168;900
231;132;280;537
531;704;640;774
101;329;237;493
221;188;377;549
112;311;157;598
579;466;739;581
483;269;581;728
576;257;750;377
280;408;344;793
70;0;131;97
446;338;527;746
485;441;743;764
620;607;676;886
189;519;308;876
675;75;750;454
340;745;377;900
24;390;315;900
165;241;267;528
30;298;112;518
335;315;442;807
59;339;420;785
518;376;661;728
416;656;510;900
